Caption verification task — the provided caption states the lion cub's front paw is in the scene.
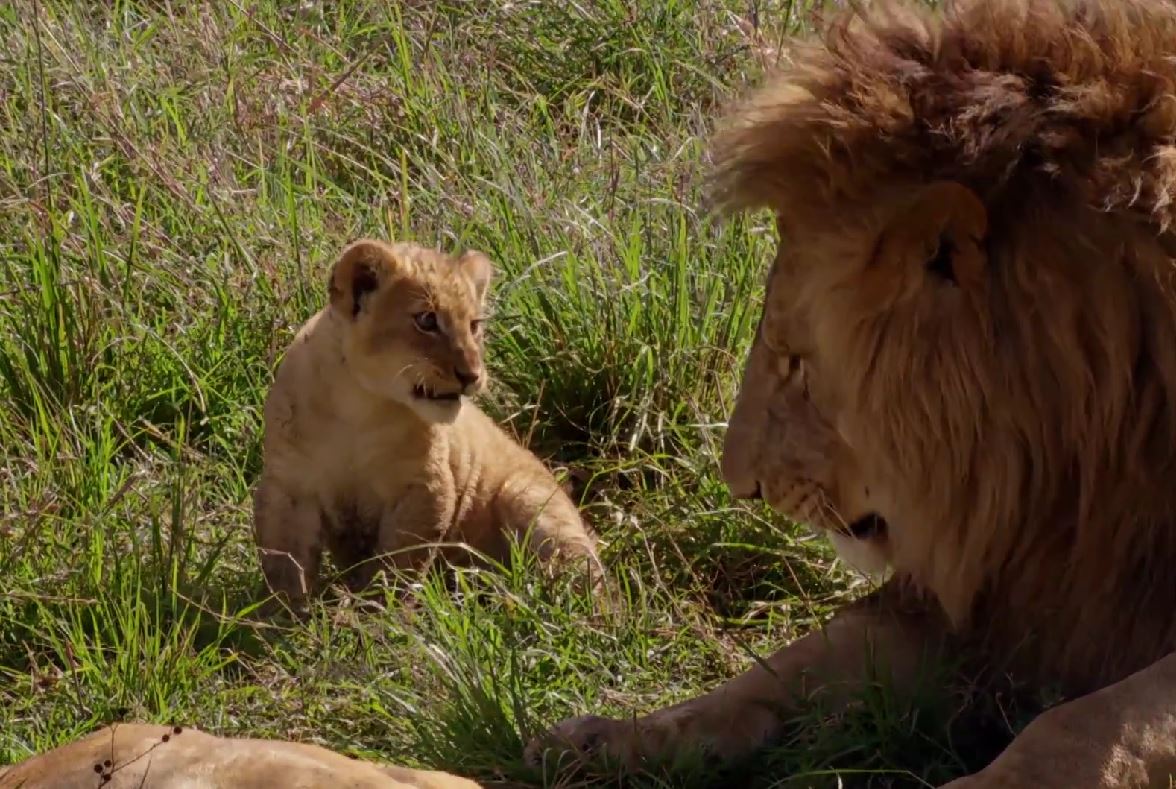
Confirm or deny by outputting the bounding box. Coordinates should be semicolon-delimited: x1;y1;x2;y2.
524;714;653;772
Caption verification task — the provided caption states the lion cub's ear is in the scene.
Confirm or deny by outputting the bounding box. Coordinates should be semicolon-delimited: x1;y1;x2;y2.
456;250;493;303
876;181;989;290
329;239;395;319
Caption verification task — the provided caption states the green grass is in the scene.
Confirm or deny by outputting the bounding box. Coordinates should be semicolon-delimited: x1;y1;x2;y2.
0;2;1023;786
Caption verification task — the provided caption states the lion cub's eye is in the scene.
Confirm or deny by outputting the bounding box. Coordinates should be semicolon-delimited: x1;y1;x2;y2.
413;311;440;333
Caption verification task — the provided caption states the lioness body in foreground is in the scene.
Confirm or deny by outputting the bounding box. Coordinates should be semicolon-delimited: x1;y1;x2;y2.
254;239;603;611
529;0;1176;785
0;723;481;788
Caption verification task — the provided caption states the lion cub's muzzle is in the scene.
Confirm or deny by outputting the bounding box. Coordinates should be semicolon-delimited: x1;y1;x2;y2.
412;365;483;402
413;384;462;402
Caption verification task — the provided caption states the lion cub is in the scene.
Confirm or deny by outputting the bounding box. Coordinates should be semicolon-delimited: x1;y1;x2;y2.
252;238;605;612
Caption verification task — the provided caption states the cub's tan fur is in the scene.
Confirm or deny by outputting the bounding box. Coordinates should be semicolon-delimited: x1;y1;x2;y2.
0;723;481;788
253;239;604;611
528;0;1176;786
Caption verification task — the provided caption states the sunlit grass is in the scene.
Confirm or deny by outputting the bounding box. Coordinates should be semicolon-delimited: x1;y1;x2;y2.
0;1;1006;786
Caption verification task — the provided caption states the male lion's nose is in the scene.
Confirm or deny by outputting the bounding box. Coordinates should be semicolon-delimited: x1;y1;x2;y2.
455;367;480;388
720;435;762;500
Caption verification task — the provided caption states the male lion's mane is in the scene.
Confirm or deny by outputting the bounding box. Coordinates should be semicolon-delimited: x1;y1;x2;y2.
708;0;1176;693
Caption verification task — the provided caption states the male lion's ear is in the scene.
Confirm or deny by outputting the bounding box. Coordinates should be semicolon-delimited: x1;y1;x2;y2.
328;239;393;319
876;181;989;289
457;250;493;302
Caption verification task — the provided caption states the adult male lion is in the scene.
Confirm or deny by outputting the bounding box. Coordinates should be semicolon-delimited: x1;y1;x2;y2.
529;0;1176;785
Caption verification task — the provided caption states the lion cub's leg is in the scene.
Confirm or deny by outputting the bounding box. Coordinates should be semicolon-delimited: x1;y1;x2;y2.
492;482;606;593
252;474;324;615
342;484;450;593
526;579;948;771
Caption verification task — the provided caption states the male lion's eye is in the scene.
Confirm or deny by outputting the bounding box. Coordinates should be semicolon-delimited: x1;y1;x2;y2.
413;312;439;333
470;319;484;334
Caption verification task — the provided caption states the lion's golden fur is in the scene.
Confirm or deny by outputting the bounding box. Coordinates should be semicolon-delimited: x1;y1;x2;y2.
0;723;482;789
710;0;1176;695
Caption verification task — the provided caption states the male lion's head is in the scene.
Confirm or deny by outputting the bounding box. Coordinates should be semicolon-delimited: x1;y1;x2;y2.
328;239;492;424
711;0;1176;686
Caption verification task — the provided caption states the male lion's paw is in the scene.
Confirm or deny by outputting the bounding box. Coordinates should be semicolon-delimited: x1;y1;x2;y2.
523;714;646;772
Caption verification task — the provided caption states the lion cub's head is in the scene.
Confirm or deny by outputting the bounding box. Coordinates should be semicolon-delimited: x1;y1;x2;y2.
327;238;492;424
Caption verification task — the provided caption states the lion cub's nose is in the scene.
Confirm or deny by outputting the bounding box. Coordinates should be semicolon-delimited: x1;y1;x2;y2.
455;367;480;388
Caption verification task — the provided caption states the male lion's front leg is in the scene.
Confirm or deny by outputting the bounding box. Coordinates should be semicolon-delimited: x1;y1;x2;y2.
941;651;1176;789
526;578;949;772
